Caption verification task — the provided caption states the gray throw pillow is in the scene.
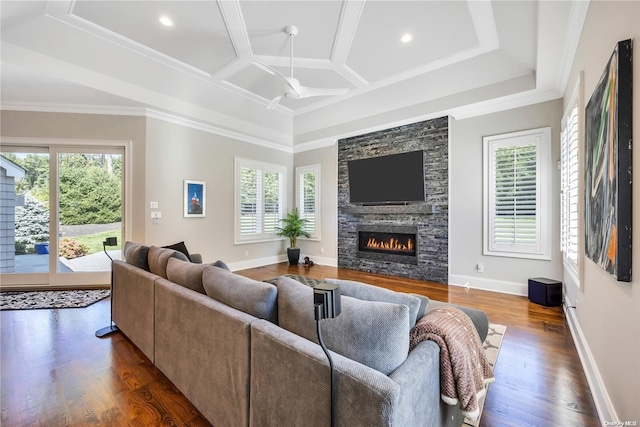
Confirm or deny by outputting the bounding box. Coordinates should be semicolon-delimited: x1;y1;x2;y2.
148;246;189;279
213;260;230;271
166;257;209;294
202;266;278;323
324;278;422;328
277;276;410;375
123;241;150;271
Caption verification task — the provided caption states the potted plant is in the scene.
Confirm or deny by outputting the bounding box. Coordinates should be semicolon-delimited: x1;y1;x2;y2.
276;208;311;265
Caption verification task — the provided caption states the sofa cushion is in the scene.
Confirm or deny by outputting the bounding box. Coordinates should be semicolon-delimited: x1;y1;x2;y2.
202;266;278;323
123;241;150;271
277;276;410;375
162;241;192;262
166;257;210;294
148;246;190;279
324;278;423;328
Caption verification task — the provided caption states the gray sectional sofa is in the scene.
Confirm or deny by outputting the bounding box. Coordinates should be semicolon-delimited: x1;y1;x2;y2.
112;242;489;427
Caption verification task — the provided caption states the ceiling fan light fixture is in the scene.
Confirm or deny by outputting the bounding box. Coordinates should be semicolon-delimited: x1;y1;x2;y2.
159;15;174;27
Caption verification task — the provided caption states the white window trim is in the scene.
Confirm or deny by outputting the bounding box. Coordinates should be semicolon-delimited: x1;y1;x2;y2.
296;164;321;241
561;73;584;289
483;127;552;260
234;157;287;245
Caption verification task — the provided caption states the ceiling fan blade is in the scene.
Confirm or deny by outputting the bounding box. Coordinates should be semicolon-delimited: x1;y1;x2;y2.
254;61;283;78
267;96;282;110
297;86;349;99
254;62;299;94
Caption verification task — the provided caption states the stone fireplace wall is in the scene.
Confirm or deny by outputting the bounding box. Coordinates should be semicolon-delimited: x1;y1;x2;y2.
337;117;448;283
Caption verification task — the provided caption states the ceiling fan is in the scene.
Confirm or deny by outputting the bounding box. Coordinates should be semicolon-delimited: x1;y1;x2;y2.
254;25;349;109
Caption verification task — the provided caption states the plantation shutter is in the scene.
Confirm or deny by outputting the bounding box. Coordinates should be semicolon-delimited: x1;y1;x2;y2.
493;143;538;245
561;104;579;267
299;171;316;234
240;167;260;235
236;158;286;243
484;127;550;260
263;171;282;234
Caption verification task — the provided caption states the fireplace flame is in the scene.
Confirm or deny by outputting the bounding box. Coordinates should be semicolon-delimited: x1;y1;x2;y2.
366;237;414;252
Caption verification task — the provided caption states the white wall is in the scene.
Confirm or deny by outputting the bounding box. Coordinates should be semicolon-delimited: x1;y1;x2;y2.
449;100;563;295
144;118;293;270
562;1;640;422
293;144;338;266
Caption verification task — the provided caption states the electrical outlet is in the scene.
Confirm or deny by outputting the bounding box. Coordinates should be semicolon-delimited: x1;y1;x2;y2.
476;263;484;273
150;201;159;209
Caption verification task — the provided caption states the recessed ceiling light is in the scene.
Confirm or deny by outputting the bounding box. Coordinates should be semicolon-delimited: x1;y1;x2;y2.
159;15;174;27
401;33;413;43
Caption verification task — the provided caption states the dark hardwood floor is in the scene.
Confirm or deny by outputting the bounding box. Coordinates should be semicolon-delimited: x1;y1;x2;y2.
1;263;600;426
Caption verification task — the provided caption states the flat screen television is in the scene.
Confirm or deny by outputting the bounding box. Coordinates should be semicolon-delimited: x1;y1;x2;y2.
347;150;425;205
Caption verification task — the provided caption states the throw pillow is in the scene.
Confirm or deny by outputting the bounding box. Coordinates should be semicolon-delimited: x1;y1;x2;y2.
148;246;190;279
213;260;230;271
123;241;150;271
202;266;278;323
166;257;210;294
277;276;410;375
324;278;422;328
162;241;191;262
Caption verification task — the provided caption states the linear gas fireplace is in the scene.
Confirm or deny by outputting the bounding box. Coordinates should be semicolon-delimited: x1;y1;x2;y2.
357;225;418;265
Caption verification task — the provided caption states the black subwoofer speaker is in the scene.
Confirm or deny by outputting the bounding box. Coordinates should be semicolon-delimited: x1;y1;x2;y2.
528;278;562;307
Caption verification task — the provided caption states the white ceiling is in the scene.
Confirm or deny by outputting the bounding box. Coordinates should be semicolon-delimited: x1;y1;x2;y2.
0;1;589;150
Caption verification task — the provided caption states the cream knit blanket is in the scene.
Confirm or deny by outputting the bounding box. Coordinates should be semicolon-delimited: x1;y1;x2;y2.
409;306;495;420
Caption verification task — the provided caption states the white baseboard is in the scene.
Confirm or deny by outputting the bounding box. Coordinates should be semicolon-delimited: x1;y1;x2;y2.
227;254;338;271
227;255;287;272
301;254;338;267
563;296;617;425
448;274;528;296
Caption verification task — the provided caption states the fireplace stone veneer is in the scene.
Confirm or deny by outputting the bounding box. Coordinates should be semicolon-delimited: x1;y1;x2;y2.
337;117;448;283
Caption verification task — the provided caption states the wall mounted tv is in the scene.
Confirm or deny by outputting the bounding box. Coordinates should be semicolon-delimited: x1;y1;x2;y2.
347;150;425;205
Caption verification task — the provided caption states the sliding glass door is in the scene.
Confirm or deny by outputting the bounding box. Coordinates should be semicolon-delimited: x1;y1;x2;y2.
1;141;127;288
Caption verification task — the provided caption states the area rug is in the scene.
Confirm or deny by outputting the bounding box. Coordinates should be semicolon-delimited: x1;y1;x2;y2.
263;273;323;287
0;290;110;310
462;323;507;427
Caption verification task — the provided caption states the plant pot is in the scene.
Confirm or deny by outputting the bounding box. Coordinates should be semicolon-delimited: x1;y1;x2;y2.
287;247;301;265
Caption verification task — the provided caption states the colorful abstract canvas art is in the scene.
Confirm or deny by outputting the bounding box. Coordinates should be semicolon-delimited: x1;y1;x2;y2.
584;39;633;282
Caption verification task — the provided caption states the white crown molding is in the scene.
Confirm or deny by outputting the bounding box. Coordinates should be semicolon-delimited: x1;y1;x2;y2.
144;109;293;153
448;88;561;120
0;102;293;153
0;101;146;117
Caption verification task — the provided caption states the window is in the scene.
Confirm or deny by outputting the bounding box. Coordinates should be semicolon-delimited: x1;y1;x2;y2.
483;128;551;260
296;164;320;240
561;77;582;280
235;157;286;243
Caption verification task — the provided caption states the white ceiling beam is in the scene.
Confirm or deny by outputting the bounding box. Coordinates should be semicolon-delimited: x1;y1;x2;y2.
331;0;366;65
466;0;500;50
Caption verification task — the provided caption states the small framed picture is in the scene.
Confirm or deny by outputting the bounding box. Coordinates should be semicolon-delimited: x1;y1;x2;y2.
184;180;206;217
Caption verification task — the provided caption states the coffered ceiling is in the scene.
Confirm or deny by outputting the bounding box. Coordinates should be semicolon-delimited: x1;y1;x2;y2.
0;1;589;150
